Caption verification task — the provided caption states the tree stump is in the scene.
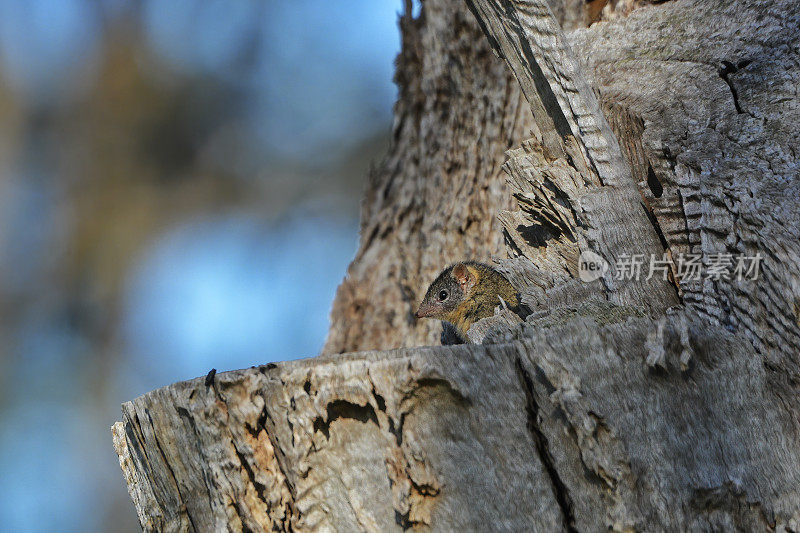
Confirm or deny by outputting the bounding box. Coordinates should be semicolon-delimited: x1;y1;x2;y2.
113;0;800;530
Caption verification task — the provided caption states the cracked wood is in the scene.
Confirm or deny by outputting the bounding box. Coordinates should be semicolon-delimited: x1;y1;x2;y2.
113;0;800;530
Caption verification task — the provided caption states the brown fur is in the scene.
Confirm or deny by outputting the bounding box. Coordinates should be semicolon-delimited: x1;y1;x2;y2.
416;261;521;341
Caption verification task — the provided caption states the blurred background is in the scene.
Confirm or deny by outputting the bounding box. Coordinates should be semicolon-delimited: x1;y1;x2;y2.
0;0;403;530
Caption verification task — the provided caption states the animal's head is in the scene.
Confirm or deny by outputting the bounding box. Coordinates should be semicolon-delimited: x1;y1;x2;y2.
414;263;477;321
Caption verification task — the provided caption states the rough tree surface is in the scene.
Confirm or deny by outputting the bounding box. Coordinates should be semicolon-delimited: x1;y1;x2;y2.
321;0;651;354
113;0;800;531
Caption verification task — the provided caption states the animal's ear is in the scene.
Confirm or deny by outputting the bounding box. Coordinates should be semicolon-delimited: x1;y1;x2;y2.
452;263;476;292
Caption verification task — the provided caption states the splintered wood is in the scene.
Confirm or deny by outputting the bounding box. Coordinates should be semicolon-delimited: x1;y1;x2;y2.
114;0;800;530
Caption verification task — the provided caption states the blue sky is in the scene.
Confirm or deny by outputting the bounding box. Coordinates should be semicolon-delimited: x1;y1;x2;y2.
0;0;404;530
120;213;359;393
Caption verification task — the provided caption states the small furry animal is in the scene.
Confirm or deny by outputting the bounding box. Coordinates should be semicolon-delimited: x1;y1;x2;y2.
415;261;524;343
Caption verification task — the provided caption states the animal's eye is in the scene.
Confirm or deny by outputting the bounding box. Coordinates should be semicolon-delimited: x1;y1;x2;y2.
438;289;448;301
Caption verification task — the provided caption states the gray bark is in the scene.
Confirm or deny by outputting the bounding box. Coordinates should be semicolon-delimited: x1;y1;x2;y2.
321;0;535;354
113;0;800;530
113;310;800;531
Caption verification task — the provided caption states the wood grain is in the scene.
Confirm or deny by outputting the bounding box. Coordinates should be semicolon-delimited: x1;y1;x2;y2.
113;0;800;530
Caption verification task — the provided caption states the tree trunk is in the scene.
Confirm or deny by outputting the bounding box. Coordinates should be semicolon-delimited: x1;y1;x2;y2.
113;0;800;531
321;0;534;354
321;0;649;354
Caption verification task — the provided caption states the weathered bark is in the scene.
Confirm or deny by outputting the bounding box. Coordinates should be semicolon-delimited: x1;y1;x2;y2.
113;309;800;531
114;0;800;530
321;0;643;354
320;0;533;354
568;0;800;365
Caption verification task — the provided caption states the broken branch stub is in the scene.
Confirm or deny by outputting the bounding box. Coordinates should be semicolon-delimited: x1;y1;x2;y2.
467;0;678;314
